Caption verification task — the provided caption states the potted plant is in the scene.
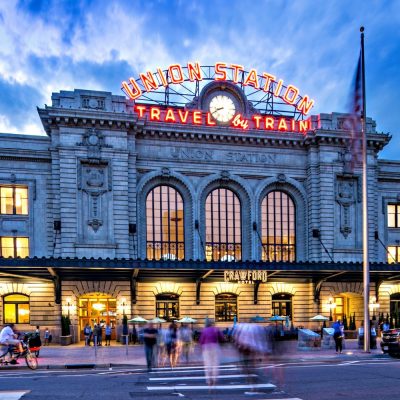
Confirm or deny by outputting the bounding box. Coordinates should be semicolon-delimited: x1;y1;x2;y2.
60;315;72;346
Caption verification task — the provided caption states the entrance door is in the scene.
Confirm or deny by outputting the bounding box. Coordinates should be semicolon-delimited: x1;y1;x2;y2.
79;294;117;341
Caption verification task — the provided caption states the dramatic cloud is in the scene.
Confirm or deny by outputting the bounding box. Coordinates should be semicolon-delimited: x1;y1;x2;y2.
0;0;399;158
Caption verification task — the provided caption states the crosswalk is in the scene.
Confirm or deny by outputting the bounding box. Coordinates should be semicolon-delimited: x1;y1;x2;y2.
143;363;303;398
0;391;29;400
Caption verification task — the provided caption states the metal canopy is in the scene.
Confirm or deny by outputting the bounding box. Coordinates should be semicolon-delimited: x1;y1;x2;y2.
0;257;398;284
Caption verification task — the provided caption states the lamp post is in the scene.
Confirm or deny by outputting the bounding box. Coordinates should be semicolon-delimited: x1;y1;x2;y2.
65;297;73;318
328;297;336;321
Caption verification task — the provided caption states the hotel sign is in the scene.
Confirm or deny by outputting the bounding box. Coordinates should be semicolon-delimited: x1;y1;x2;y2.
224;270;268;284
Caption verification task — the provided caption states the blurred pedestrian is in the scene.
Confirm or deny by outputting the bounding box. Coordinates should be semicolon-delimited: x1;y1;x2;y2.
83;324;92;346
166;322;179;368
178;323;193;363
97;324;103;346
105;324;112;346
199;319;224;387
143;322;158;372
44;328;50;346
332;319;344;354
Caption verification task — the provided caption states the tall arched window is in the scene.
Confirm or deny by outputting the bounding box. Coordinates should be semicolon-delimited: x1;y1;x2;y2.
272;293;292;317
3;293;30;324
205;188;241;261
261;191;296;262
215;293;238;322
146;185;184;260
156;293;180;321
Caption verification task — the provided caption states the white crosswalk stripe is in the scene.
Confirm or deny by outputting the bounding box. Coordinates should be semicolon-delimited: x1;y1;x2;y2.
0;391;29;400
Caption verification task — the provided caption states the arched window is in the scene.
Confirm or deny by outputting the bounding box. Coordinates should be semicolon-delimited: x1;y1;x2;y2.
3;293;30;324
215;293;238;322
390;293;400;327
272;293;292;317
156;293;179;321
205;188;241;261
146;185;184;260
261;191;295;261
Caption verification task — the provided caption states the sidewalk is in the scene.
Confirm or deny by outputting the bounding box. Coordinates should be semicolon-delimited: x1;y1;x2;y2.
15;339;385;370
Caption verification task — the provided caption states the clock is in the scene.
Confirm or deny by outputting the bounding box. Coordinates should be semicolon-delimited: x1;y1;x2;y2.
209;93;236;123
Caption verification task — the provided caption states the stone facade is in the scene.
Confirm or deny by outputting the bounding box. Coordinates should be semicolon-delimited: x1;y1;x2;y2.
0;88;399;341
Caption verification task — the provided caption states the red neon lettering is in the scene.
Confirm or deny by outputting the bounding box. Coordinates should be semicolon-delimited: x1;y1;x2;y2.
262;73;276;92
297;95;314;115
178;110;189;123
193;111;202;124
122;78;142;100
243;69;259;89
157;68;168;87
169;64;184;84
165;108;176;122
187;62;202;81
206;112;216;126
215;62;227;81
265;117;274;130
135;105;147;117
278;118;288;131
274;79;283;97
231;114;249;129
252;115;262;129
283;85;299;105
230;64;244;83
150;107;161;121
299;120;309;132
140;71;159;92
291;119;296;131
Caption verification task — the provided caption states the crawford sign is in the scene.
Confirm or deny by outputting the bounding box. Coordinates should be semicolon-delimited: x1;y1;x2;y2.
224;270;268;284
122;62;315;115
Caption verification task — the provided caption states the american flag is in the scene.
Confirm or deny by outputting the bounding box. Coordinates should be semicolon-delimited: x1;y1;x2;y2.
344;52;363;172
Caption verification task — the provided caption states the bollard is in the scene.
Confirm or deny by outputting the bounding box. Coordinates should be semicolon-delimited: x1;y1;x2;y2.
125;335;129;356
94;335;97;358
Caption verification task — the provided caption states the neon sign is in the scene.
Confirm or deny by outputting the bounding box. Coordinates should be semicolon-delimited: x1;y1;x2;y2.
122;62;315;116
135;105;312;133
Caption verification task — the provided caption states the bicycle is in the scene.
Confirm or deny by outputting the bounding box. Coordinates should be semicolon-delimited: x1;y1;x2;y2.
0;335;38;370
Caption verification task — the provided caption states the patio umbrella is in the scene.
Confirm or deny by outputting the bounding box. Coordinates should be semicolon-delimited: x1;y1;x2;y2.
310;315;329;336
127;316;148;323
268;315;286;330
177;316;197;323
149;317;166;324
250;315;266;323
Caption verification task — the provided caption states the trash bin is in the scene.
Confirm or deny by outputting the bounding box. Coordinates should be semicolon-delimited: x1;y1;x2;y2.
358;327;377;349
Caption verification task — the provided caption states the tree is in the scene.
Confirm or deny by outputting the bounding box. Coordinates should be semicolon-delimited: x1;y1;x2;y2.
61;315;71;336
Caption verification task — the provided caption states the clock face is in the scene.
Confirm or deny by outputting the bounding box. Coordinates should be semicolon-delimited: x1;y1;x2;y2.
209;94;236;123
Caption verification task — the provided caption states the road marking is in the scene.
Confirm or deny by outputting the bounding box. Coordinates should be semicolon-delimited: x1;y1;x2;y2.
149;366;239;374
0;391;29;400
149;374;258;381
147;383;276;391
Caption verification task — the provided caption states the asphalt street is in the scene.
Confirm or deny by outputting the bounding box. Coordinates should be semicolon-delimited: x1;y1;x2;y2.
0;356;399;400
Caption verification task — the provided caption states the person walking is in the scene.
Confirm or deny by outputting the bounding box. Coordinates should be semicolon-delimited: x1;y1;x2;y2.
199;319;224;388
105;324;112;346
166;322;178;368
143;322;158;372
332;319;344;354
178;323;193;364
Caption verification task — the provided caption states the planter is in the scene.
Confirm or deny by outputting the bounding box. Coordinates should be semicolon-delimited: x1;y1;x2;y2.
60;335;72;346
344;330;357;339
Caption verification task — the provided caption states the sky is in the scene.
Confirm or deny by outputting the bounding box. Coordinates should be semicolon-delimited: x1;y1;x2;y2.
0;0;399;160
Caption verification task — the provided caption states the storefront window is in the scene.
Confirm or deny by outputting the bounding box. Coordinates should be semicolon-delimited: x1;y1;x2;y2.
272;293;292;317
0;237;29;258
215;293;237;322
3;294;30;324
156;293;179;321
205;188;241;261
0;186;28;215
146;185;185;260
390;293;400;328
261;191;296;262
388;204;400;228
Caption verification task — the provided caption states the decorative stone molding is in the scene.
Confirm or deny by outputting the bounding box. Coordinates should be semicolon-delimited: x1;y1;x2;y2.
268;283;296;295
153;282;183;296
212;282;240;295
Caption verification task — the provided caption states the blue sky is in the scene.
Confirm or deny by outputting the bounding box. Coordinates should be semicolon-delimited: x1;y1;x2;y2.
0;0;399;159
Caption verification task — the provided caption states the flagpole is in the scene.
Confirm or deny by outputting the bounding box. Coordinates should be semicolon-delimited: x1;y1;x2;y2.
360;26;370;352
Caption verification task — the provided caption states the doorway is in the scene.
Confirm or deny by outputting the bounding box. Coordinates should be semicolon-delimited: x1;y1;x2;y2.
79;294;117;341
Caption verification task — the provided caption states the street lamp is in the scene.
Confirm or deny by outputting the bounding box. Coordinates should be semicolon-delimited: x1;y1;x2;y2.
119;298;128;315
369;296;380;320
328;297;336;321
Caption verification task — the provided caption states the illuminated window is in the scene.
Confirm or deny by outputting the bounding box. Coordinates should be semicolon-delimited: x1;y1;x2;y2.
272;293;292;317
388;204;400;228
388;246;400;264
0;186;28;215
146;186;184;260
215;293;237;322
205;188;241;262
333;296;344;322
0;237;29;258
261;191;296;262
3;294;30;324
156;293;179;321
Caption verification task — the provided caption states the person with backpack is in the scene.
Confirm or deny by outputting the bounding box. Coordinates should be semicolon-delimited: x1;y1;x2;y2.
83;324;92;346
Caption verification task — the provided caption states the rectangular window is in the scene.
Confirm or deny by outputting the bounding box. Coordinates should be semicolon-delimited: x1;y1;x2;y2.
388;204;400;228
0;237;29;258
0;186;28;215
388;246;400;264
